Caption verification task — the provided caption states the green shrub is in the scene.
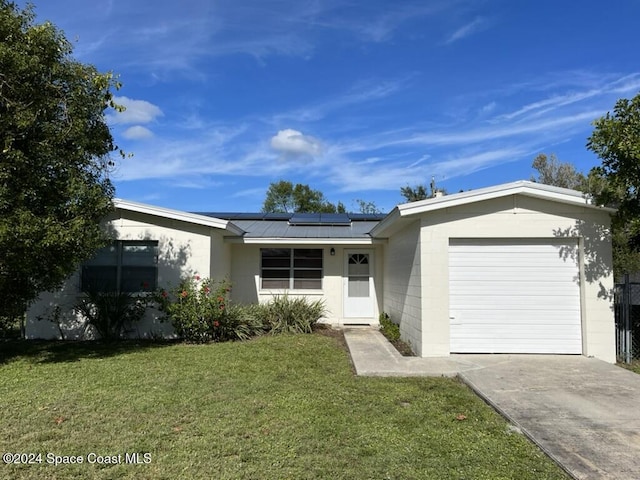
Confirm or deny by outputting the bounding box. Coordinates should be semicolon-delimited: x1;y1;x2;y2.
257;295;327;334
0;315;22;339
155;276;264;343
75;290;147;340
379;312;401;342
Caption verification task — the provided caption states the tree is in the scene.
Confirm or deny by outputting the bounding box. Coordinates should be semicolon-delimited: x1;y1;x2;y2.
587;93;640;219
354;199;382;214
0;2;122;319
586;93;640;275
262;181;346;213
531;153;585;190
400;184;429;202
400;177;446;202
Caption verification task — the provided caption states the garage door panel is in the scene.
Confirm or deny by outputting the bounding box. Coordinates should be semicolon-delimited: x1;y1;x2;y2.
450;269;577;280
450;282;580;296
450;343;580;354
452;323;580;334
449;240;582;354
451;313;580;325
451;295;580;308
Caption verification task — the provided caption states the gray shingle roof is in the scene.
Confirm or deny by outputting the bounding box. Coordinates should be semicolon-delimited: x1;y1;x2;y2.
196;212;384;239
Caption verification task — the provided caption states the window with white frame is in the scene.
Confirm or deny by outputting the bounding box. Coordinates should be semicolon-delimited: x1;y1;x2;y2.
81;240;158;293
261;248;323;289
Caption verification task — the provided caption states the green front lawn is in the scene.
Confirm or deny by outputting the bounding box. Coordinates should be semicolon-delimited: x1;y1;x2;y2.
0;334;567;479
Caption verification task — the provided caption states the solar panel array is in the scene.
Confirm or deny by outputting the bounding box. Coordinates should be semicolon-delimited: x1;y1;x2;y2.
288;213;351;226
196;212;386;223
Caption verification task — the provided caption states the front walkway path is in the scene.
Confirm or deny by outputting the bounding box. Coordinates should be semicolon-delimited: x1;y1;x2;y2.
343;327;640;480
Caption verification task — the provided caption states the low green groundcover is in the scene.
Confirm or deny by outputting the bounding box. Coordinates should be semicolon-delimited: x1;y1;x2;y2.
0;334;568;479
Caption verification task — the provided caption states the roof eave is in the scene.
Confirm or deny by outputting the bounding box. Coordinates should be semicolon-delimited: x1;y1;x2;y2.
396;181;617;216
113;198;245;236
224;236;381;245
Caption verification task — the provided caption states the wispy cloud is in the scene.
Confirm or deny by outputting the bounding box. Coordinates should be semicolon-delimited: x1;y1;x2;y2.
272;77;411;124
327;3;450;43
112;70;639;200
492;73;640;122
444;16;491;45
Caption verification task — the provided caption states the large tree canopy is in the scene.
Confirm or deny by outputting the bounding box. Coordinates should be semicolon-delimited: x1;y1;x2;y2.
586;93;640;276
587;93;640;218
262;181;346;213
0;2;121;317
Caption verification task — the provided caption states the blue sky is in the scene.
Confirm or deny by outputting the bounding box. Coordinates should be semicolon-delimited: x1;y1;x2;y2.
23;0;640;213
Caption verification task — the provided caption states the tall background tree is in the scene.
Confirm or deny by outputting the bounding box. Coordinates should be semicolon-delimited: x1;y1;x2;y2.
531;143;640;277
0;2;122;321
586;92;640;276
262;180;346;213
530;153;585;190
400;177;446;202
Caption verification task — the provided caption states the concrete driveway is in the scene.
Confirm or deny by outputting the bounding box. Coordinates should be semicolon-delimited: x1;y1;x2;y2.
459;355;640;480
343;329;640;479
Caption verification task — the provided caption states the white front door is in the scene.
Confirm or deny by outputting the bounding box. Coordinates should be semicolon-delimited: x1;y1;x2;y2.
343;250;374;319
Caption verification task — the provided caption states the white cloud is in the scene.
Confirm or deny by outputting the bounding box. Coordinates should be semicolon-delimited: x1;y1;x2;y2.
270;129;322;157
123;125;154;140
479;102;497;115
110;96;164;125
444;17;490;45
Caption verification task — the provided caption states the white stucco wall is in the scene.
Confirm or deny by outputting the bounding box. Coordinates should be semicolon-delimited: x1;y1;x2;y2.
229;243;383;325
383;220;423;355
26;209;230;340
414;194;615;362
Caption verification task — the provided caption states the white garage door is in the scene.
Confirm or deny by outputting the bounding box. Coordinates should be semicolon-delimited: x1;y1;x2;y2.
449;239;581;354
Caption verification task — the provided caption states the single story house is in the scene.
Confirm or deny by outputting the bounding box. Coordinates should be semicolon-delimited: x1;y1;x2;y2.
27;180;617;362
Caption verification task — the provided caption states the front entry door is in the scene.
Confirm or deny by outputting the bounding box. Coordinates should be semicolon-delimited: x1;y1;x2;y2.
343;251;374;319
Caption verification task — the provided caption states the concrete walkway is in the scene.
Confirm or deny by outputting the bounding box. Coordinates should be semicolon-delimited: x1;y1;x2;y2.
343;328;640;480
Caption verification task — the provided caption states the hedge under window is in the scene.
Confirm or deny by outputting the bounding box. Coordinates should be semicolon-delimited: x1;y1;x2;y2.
81;240;158;293
261;248;323;290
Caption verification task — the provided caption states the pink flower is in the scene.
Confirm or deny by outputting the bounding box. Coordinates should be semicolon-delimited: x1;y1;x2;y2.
213;321;220;327
204;286;210;294
194;275;201;281
180;290;188;298
161;290;168;298
217;296;224;302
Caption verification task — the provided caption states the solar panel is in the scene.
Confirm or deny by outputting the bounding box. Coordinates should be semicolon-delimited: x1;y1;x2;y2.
288;213;351;226
197;211;381;225
194;212;293;221
320;213;351;225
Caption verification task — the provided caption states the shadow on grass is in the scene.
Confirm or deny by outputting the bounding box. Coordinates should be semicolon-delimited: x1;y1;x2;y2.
0;339;179;365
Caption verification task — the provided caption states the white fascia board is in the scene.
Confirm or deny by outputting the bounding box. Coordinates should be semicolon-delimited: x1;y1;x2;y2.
368;207;401;238
397;180;616;216
224;237;378;245
114;199;245;236
370;180;616;238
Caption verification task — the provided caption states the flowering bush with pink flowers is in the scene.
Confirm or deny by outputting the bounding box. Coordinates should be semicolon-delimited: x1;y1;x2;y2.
155;276;264;343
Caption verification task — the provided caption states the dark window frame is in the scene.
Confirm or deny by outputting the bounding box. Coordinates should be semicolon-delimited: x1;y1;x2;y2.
81;240;159;293
261;248;323;290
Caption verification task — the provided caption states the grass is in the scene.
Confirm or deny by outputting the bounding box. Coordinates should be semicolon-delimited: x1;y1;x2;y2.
0;333;568;479
619;359;640;374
